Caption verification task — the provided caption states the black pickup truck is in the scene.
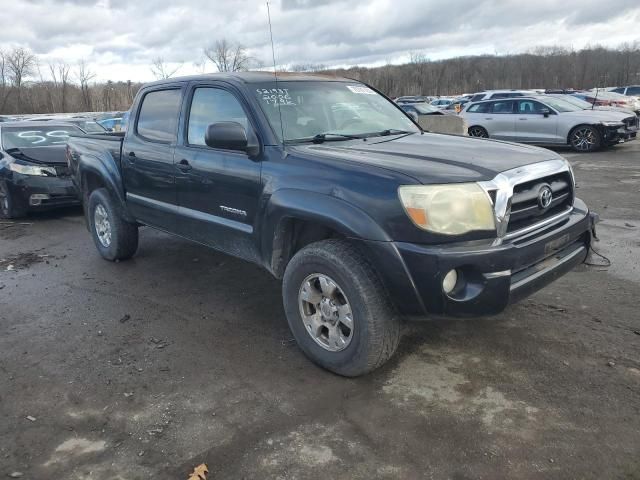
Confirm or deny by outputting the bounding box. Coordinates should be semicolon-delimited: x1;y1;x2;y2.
68;72;596;376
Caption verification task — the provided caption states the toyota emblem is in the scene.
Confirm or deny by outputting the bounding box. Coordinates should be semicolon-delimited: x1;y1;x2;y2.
538;185;553;210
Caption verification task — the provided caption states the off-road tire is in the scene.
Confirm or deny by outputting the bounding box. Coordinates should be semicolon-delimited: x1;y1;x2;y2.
282;239;401;377
87;188;138;261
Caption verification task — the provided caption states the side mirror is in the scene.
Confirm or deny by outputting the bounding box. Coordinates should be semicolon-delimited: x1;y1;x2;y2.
204;121;259;157
541;108;551;117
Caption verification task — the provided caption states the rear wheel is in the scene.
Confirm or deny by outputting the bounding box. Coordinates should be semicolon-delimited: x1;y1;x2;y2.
0;181;27;219
468;125;489;138
88;188;138;261
569;125;601;152
282;239;401;377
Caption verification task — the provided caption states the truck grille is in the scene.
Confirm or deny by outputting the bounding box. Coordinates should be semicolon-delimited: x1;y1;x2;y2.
506;172;573;234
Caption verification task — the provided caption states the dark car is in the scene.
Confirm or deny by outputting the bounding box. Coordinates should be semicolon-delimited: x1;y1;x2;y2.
0;122;82;218
61;117;109;134
68;73;596;376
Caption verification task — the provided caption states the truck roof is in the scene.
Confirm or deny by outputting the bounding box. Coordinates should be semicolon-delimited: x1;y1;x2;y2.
145;71;353;87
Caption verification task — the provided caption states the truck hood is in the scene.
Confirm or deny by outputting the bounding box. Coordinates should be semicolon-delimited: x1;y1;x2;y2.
3;146;67;165
290;132;562;184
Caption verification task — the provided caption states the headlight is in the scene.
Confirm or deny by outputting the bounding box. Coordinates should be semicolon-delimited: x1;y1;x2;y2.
398;183;495;235
9;163;57;176
600;121;623;127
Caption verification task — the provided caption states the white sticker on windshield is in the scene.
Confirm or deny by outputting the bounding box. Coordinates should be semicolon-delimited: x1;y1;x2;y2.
256;88;296;107
347;85;376;95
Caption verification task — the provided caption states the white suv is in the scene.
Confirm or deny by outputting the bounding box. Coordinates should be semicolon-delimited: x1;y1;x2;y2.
468;90;540;102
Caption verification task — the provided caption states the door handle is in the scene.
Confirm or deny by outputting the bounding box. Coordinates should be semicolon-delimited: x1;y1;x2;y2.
128;151;136;163
484;117;493;120
519;118;528;120
177;159;192;172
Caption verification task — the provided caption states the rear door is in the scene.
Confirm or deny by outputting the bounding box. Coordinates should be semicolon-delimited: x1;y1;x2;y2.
122;86;184;230
514;100;560;143
173;82;263;263
486;100;516;140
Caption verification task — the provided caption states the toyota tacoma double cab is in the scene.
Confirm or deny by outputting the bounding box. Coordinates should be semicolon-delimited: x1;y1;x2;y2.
68;73;597;376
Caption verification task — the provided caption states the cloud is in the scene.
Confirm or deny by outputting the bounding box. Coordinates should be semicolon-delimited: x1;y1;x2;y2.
0;0;638;82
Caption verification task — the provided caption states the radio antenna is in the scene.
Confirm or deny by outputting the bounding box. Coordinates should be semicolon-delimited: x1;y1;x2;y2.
266;1;285;145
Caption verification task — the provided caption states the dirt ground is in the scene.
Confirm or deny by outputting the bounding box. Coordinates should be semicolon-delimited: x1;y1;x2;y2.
1;142;639;480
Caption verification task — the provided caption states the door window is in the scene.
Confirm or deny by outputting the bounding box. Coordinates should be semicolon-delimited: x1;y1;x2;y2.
136;89;182;142
467;102;490;113
626;87;640;95
187;88;249;146
490;100;515;114
517;100;546;114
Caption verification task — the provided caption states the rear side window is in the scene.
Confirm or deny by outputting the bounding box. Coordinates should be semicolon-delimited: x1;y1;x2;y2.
136;89;182;142
627;87;640;95
491;100;515;114
611;87;625;94
470;94;485;102
467;102;490;113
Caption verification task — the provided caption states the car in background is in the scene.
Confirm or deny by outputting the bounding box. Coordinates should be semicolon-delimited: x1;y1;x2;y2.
468;90;538;102
573;90;640;115
398;102;445;119
430;98;454;109
549;94;637;116
0;122;82;218
98;117;123;132
443;98;470;113
461;95;637;152
395;95;433;105
610;85;640;100
54;116;108;134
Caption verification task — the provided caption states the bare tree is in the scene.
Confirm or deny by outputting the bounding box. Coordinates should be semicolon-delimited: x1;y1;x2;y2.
203;39;253;72
76;60;96;111
150;57;182;80
6;47;36;111
0;50;10;112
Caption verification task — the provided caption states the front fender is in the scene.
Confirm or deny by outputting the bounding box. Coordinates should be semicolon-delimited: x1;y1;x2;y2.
261;189;391;273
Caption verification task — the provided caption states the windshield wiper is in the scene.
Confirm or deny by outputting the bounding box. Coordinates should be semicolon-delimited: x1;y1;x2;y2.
371;129;414;137
311;132;364;144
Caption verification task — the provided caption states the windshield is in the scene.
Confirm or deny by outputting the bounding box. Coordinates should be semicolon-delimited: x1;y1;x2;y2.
253;81;419;142
1;125;83;149
553;95;592;109
535;97;581;113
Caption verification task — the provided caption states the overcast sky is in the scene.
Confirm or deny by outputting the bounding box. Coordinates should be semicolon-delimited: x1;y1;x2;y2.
1;0;639;82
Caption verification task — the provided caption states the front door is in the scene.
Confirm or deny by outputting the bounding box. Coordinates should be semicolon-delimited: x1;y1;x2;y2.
487;100;517;140
173;84;262;263
514;100;559;143
122;87;184;230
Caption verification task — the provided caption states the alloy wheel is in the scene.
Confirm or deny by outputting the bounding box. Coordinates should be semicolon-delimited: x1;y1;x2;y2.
468;126;488;138
571;127;597;151
94;204;112;247
298;274;354;352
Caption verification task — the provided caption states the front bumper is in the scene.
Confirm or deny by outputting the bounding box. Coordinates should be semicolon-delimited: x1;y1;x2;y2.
4;171;79;211
363;198;593;317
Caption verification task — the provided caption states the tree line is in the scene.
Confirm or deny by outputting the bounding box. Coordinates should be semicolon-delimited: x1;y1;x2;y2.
0;42;638;115
323;43;640;97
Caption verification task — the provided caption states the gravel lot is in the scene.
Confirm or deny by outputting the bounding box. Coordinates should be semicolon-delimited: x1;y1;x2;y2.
1;142;639;480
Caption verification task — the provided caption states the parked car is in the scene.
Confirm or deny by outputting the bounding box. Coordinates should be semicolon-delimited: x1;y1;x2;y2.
399;102;445;118
610;85;640;100
395;96;433;105
461;95;637;152
98;117;123;132
430;98;454;109
548;94;637;116
443;98;470;113
68;72;596;376
573;90;640;116
468;90;538;102
55;117;109;134
0;122;82;218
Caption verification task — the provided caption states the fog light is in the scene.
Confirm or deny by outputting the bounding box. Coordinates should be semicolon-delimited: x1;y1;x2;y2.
29;194;50;206
442;269;458;294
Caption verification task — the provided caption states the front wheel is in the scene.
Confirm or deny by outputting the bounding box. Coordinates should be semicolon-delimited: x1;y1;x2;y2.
569;125;601;152
282;239;401;377
87;188;138;261
0;181;27;219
